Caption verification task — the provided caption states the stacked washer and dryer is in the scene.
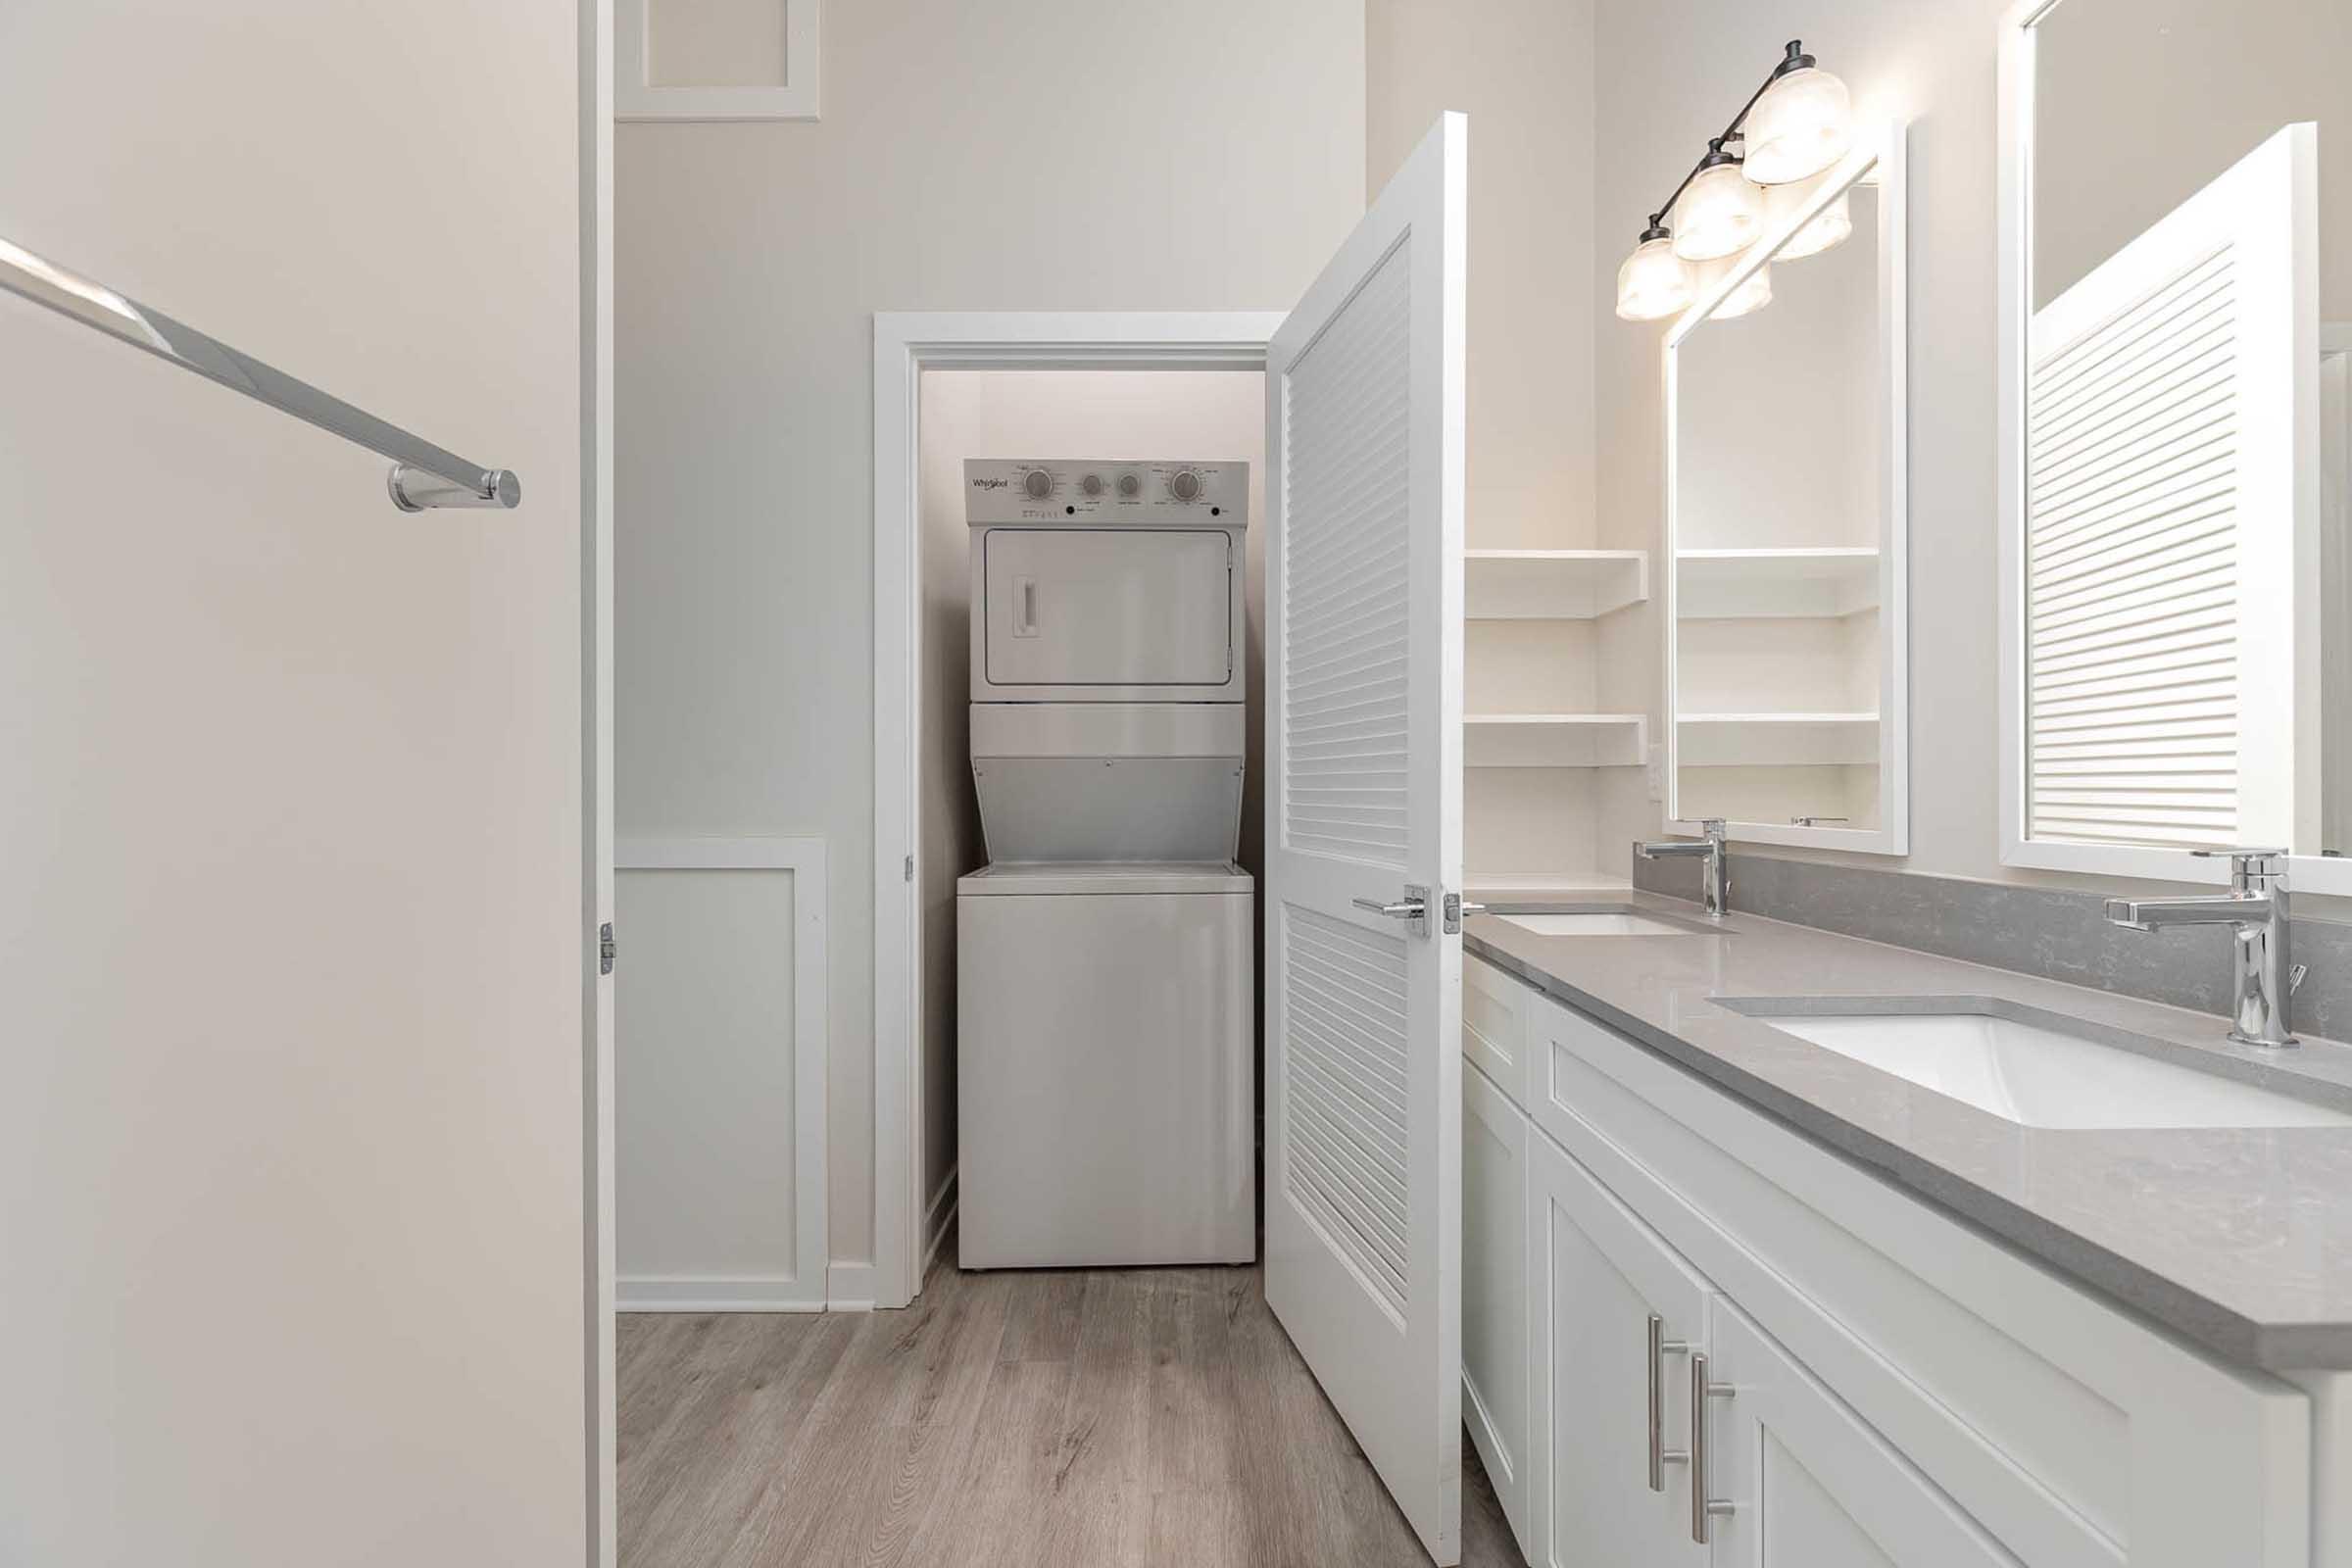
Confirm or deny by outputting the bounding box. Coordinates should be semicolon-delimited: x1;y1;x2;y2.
956;458;1257;1270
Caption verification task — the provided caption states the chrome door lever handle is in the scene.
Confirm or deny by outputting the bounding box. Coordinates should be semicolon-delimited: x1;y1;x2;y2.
1352;897;1424;917
1351;885;1431;937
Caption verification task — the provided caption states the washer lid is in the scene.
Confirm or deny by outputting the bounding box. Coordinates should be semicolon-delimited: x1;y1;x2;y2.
956;860;1254;897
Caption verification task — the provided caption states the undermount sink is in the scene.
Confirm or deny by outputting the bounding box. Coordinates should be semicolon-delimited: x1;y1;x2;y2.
1720;1002;2352;1130
1500;911;1707;938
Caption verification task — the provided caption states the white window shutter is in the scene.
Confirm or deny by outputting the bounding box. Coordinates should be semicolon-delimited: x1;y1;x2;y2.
2026;123;2319;850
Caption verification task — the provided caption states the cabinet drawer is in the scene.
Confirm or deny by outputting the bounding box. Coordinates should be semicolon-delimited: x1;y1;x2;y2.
1464;954;1534;1106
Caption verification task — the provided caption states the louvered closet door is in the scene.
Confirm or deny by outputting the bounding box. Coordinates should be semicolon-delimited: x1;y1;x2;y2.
2026;122;2319;850
1263;112;1466;1566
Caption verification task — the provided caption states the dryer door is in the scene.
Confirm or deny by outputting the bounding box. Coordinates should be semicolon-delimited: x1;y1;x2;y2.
980;527;1233;688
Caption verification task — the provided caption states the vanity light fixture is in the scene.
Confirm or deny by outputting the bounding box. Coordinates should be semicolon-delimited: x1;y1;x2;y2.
1615;223;1696;321
1741;43;1855;185
1709;260;1772;318
1672;141;1765;262
1765;182;1854;260
1612;38;1856;322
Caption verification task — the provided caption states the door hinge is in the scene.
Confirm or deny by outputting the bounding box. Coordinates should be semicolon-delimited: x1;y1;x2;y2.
599;921;616;975
905;854;915;882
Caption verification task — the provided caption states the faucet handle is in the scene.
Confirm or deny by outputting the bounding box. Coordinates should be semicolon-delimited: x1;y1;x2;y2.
2192;847;2290;884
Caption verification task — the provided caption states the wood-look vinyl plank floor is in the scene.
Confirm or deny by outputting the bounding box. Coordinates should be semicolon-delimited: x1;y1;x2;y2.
619;1258;1522;1568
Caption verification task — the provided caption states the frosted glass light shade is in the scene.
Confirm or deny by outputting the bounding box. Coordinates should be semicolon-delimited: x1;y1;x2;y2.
1672;162;1765;262
1742;65;1852;184
1696;256;1772;319
1774;187;1853;260
1615;235;1695;320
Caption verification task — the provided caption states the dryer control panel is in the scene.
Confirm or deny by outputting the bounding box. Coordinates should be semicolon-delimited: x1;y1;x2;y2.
964;458;1249;525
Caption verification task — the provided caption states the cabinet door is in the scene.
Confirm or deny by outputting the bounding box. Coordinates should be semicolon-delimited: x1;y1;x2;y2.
1702;1299;2020;1568
1462;1060;1531;1556
1527;1127;1713;1568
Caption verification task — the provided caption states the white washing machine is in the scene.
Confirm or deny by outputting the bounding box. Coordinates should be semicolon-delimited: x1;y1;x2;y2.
956;458;1256;1269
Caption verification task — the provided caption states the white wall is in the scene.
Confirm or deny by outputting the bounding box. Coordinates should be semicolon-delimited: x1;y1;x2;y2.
913;369;1268;1216
0;3;586;1563
616;0;1363;1268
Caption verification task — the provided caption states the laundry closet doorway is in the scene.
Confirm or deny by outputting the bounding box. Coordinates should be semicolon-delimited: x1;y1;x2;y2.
893;351;1271;1298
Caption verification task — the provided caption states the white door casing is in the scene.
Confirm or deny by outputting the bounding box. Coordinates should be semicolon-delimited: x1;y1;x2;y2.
1262;111;1467;1565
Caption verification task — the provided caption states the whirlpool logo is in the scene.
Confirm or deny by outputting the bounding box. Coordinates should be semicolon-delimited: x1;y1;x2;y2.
971;476;1008;489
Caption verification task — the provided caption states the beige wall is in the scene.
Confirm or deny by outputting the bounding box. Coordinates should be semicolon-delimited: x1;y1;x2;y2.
1369;0;1597;552
2034;0;2351;315
1592;0;2239;900
1589;0;2352;916
913;370;1267;1209
0;2;586;1562
616;0;1363;1266
1370;0;1613;886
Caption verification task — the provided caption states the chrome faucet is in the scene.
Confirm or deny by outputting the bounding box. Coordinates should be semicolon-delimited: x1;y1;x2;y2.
2103;849;2302;1048
1637;818;1730;919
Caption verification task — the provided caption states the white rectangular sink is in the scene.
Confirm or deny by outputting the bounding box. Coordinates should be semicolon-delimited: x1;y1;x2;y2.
1746;1009;2352;1130
1500;911;1702;938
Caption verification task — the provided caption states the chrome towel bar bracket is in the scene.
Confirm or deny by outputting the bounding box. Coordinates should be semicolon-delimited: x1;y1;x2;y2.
0;233;520;513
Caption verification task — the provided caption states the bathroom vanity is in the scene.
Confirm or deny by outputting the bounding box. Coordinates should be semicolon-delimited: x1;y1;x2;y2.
1458;897;2352;1568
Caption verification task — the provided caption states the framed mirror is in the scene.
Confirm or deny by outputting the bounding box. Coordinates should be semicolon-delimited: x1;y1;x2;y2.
1663;123;1909;854
1998;0;2352;891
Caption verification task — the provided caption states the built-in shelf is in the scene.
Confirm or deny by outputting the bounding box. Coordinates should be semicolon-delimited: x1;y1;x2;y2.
1465;712;1647;768
1678;711;1880;767
1466;550;1649;620
1676;548;1879;619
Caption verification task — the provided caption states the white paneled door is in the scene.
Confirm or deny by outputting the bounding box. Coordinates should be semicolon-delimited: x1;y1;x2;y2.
1263;112;1467;1565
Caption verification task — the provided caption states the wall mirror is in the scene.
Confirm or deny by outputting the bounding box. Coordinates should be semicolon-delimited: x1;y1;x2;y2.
1664;124;1909;854
1999;0;2352;890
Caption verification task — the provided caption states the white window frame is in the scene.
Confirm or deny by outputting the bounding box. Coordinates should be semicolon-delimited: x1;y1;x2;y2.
1995;0;2336;890
617;0;818;122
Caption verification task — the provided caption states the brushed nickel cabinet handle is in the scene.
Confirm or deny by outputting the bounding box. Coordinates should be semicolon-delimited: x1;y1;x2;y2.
1690;1351;1737;1543
1646;1313;1689;1492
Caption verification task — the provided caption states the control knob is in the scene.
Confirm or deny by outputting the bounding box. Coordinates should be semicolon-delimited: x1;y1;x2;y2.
1022;468;1054;500
1167;468;1202;503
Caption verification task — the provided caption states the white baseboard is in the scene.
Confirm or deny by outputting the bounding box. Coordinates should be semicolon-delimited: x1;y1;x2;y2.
617;1274;827;1313
825;1259;877;1311
922;1165;959;1281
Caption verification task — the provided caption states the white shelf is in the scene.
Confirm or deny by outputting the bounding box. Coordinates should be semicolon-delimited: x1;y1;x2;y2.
1677;548;1879;619
1678;711;1880;767
1465;712;1648;768
1466;550;1648;620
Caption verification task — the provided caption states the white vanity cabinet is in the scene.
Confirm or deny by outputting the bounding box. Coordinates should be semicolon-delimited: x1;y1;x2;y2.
1463;952;2328;1568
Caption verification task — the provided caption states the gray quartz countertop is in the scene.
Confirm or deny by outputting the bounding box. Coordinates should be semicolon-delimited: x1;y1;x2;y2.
1463;891;2352;1372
